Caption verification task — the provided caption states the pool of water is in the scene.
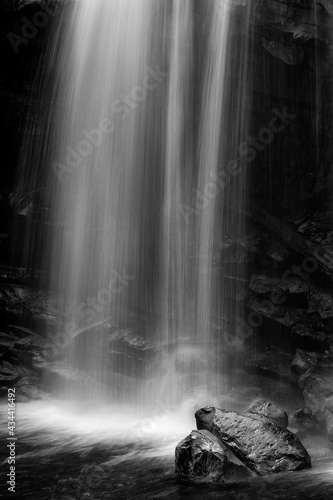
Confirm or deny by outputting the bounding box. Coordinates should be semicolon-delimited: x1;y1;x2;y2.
1;400;333;499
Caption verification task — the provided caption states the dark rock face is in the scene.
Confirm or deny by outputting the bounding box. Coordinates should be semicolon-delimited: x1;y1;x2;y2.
247;399;289;428
292;350;320;375
292;349;333;375
175;429;228;483
175;429;253;483
289;407;315;434
0;282;60;328
245;348;297;382
195;407;311;475
299;368;333;416
299;366;333;448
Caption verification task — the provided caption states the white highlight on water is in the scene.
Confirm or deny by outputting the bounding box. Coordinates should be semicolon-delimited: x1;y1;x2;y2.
17;0;254;405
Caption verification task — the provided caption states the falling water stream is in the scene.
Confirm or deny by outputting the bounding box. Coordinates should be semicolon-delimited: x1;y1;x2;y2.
4;0;333;498
18;0;253;404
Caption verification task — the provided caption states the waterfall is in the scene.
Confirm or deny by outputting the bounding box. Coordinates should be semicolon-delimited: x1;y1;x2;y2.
158;0;194;403
48;0;157;400
15;0;253;406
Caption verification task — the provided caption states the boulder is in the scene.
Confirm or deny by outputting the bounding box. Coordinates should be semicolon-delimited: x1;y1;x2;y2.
307;286;333;319
175;429;253;483
195;407;311;475
299;368;333;449
289;408;314;434
292;349;333;375
175;429;226;483
299;368;333;417
291;349;319;375
246;399;288;428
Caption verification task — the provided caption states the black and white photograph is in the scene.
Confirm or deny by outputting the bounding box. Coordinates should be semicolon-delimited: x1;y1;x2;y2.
1;0;333;498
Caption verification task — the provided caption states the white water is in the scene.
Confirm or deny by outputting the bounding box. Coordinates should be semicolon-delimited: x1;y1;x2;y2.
16;0;253;405
1;400;332;500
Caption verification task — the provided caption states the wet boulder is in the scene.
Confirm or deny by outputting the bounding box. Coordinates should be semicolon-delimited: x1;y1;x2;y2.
303;370;333;452
289;408;315;434
175;429;253;483
247;399;288;428
195;407;311;475
299;368;333;417
291;349;319;375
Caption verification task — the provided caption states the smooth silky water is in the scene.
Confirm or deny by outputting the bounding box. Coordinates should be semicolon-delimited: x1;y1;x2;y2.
15;0;252;404
3;0;333;498
0;399;332;498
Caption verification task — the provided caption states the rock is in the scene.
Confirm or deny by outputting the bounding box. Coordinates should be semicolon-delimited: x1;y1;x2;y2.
252;208;333;279
16;384;47;401
299;368;333;417
326;412;333;450
109;328;154;350
262;38;304;66
249;0;333;46
325;393;333;414
0;266;41;285
0;363;20;383
248;292;330;349
195;407;311;475
247;399;288;428
291;349;316;374
307;286;333;318
175;429;253;483
175;429;227;483
291;349;333;375
298;368;333;449
265;239;290;262
107;328;156;380
320;0;333;14
16;375;48;401
0;283;60;328
289;408;314;434
249;274;308;294
0;332;19;347
246;348;295;381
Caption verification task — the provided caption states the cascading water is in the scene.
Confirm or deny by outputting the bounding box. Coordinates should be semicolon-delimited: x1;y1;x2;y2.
5;3;333;498
15;0;253;406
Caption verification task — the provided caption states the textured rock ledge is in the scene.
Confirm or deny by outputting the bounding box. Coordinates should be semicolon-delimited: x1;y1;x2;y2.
195;406;311;475
175;429;253;483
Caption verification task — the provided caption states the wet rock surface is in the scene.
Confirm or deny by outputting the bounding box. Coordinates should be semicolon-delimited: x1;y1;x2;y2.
246;399;289;427
299;368;333;417
289;407;316;434
0;282;60;328
195;407;311;475
175;429;253;483
299;365;333;448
